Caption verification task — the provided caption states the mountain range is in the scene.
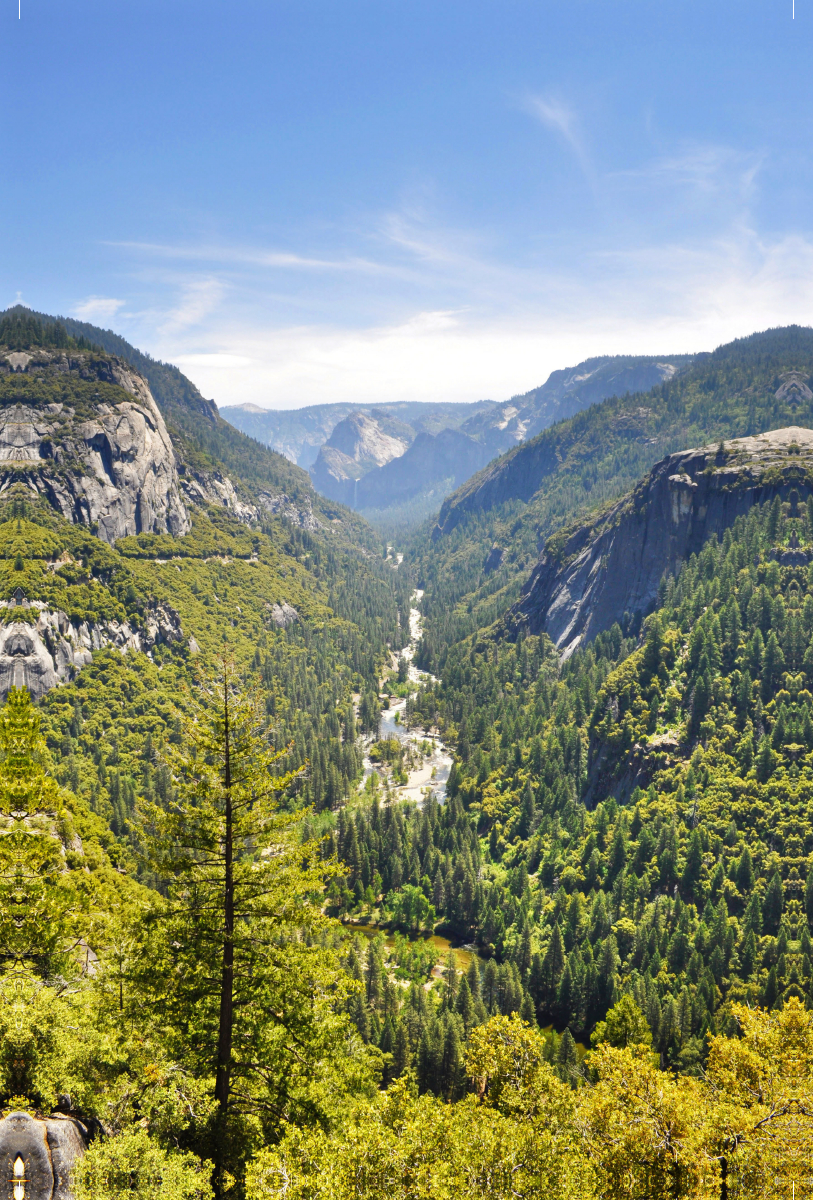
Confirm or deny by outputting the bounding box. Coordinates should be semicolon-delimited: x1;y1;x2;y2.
5;306;813;1195
223;354;691;523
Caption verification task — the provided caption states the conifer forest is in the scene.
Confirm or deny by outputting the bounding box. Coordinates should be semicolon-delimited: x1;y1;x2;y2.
6;313;813;1199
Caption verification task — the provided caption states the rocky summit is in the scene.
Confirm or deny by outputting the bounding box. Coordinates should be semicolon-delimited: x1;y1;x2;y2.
509;426;813;656
0;348;189;543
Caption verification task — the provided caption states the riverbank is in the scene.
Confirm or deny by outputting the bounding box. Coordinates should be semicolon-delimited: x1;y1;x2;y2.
361;588;453;805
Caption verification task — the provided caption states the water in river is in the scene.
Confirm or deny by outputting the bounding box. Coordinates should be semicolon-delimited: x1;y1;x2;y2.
363;589;453;805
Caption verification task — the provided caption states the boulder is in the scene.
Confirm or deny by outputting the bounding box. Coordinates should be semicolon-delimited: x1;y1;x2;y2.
0;1110;88;1199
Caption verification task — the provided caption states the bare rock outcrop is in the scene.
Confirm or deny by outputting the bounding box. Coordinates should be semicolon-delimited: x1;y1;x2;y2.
0;596;183;700
180;469;258;523
0;1110;89;1199
257;490;321;531
0;350;190;543
267;601;299;628
509;427;813;658
180;468;321;531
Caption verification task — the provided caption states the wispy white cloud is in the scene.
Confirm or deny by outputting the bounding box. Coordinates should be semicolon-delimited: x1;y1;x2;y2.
608;143;765;216
72;295;126;322
109;240;389;275
150;224;813;411
522;93;592;178
162;278;226;334
89;128;813;414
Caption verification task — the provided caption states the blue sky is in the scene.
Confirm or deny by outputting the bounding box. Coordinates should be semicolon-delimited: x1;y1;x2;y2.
2;0;812;409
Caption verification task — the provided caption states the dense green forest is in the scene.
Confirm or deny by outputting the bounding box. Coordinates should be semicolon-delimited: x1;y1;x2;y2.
338;496;813;1055
5;313;813;1197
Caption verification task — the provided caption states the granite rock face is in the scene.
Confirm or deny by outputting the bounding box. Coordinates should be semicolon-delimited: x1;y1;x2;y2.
180;469;258;524
0;349;190;543
0;1110;88;1199
510;427;813;658
309;412;412;506
0;597;183;700
267;601;299;628
180;469;320;531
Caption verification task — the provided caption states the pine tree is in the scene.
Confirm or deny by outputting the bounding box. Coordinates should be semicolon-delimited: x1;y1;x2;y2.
681;828;703;901
763;870;784;935
142;660;351;1192
762;632;786;699
392;1022;410;1078
542;925;566;999
440;1019;465;1099
606;825;627;882
556;1028;579;1087
736;845;755;893
455;975;475;1031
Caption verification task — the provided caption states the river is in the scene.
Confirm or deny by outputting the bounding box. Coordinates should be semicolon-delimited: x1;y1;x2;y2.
363;589;453;805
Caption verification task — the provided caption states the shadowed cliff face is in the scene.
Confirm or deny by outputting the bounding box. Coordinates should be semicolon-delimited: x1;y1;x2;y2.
0;350;189;544
510;427;813;657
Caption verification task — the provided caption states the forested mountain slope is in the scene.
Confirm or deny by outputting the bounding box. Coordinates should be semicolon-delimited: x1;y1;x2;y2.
333;487;813;1092
226;353;689;528
8;307;813;1198
0;311;425;1196
0;311;410;847
8;305;363;530
511;426;813;657
413;325;813;675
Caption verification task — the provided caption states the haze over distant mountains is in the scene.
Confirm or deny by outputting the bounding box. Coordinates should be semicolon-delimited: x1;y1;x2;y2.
222;355;691;524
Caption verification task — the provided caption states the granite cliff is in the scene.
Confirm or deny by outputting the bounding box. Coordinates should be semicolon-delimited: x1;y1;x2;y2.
223;353;689;522
0;593;184;701
509;426;813;657
309;410;413;505
0;348;189;543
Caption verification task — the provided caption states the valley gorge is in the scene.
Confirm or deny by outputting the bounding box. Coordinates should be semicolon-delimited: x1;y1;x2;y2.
4;311;813;1198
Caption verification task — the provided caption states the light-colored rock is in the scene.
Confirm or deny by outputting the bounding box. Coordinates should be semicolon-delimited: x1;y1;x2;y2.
180;471;321;531
0;597;183;699
268;601;299;628
0;350;190;544
511;427;813;658
257;490;321;531
180;470;258;523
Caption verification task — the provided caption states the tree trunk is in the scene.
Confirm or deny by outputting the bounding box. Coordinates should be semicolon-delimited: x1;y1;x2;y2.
214;682;235;1126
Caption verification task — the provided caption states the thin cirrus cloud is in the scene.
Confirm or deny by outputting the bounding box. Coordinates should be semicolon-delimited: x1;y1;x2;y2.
108;240;391;276
72;296;126;322
86;125;813;413
151;223;813;412
607;143;765;222
521;93;593;178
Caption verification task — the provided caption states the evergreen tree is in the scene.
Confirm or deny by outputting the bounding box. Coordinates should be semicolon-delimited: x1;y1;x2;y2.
142;661;357;1192
556;1028;579;1087
763;871;784;936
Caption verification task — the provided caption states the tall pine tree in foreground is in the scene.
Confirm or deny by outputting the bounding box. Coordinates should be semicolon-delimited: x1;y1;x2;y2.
141;659;373;1195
